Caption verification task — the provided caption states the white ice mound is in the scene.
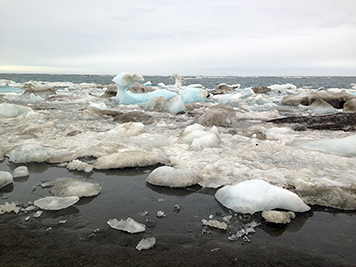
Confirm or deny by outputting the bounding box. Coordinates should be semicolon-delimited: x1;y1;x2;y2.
0;103;31;117
107;217;146;233
163;95;185;114
215;179;310;214
94;150;167;169
178;123;221;150
7;144;54;163
34;196;79;210
41;177;102;197
136;237;156;251
146;166;202;187
12;166;29;178
0;171;13;189
294;134;356;157
67;160;93;173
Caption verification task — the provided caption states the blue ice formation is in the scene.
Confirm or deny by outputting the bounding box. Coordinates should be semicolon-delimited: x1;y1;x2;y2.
112;72;207;107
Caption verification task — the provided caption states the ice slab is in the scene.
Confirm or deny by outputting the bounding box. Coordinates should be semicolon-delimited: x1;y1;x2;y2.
215;179;310;214
0;103;31;117
34;196;79;210
41;177;102;197
107;217;146;233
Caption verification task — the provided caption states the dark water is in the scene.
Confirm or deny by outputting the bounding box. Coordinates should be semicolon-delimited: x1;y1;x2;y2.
0;158;355;265
1;73;356;89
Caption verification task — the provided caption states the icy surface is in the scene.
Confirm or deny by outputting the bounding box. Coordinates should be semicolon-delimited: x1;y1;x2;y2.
107;217;146;233
41;177;102;197
262;210;296;224
34;196;80;210
0;202;20;214
215;179;310;214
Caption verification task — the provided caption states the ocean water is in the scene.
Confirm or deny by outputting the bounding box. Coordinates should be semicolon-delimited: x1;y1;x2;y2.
1;73;356;89
1;73;356;265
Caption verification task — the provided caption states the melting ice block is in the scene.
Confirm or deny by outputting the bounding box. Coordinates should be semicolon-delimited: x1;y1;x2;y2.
215;179;310;214
107;217;146;233
178;123;221;150
41;177;101;197
34;196;79;210
0;171;13;189
147;166;202;187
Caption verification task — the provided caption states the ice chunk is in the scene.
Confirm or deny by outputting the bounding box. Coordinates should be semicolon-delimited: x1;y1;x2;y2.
0;202;20;214
136;237;156;251
41;177;101;197
0;171;13;189
107;217;146;233
215;179;310;214
12;166;29;178
0;103;31;117
163;95;185;114
7;145;54;163
179;87;207;104
94;150;167;169
147;166;202;187
66;160;93;173
105;122;145;137
178;123;221;150
34;196;79;210
294;134;356;157
201;219;228;230
262;210;295;224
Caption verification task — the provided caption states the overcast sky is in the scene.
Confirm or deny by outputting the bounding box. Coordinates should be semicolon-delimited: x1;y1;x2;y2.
1;0;355;76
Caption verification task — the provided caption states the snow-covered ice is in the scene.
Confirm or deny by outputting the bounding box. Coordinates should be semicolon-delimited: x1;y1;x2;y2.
0;171;13;189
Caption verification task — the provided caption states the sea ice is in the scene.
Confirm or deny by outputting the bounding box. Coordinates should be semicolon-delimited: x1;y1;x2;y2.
177;123;221;150
12;166;29;178
0;103;31;117
136;237;156;251
215;179;310;214
66;159;94;173
294;134;356;157
34;196;79;210
0;171;13;189
163;95;185;114
146;166;202;187
107;217;146;233
93;150;168;169
41;177;102;197
7;144;55;163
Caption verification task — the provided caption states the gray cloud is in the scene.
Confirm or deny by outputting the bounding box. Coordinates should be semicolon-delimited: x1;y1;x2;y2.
0;0;355;75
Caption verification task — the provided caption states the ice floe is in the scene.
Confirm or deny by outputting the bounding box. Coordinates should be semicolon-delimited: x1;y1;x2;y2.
34;196;79;210
215;179;310;214
12;166;29;178
41;177;102;197
107;217;146;233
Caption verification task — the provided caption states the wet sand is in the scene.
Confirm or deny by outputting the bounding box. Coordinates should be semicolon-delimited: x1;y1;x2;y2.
0;159;356;266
